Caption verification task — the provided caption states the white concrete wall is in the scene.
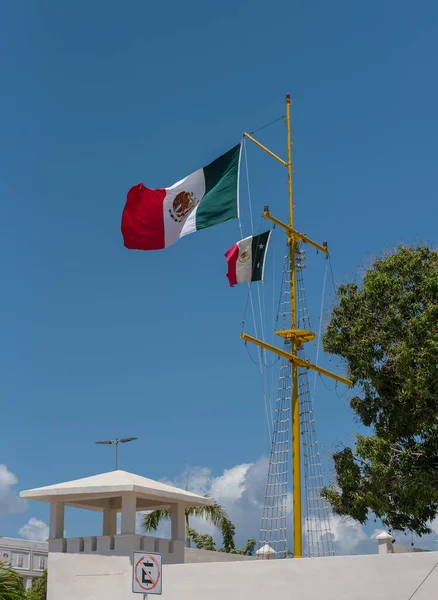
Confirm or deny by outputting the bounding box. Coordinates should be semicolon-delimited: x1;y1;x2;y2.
393;543;429;554
185;548;256;563
48;550;438;600
48;553;131;599
160;553;438;600
49;534;184;564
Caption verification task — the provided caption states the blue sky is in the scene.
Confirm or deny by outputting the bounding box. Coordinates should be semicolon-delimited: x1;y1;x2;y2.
1;1;437;551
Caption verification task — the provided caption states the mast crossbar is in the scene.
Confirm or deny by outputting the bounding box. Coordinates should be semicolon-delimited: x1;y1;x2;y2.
262;212;329;256
243;132;288;167
241;333;352;387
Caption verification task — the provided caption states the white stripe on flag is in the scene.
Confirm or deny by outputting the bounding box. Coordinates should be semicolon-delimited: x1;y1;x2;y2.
236;236;253;283
163;169;206;247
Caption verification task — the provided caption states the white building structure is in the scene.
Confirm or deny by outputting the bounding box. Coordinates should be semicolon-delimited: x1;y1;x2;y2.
20;469;213;599
0;537;48;590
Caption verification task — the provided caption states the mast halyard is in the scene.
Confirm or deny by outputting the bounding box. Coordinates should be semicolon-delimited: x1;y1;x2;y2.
242;94;352;558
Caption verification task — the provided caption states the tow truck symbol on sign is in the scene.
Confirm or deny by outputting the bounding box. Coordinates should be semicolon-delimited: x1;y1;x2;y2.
132;552;162;595
141;559;155;586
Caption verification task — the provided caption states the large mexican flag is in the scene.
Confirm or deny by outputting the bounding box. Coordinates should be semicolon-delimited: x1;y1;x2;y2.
122;145;241;250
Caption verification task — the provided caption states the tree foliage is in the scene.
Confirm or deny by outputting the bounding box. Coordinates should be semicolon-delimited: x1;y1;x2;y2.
188;528;216;551
217;518;256;555
322;245;438;535
236;537;256;556
142;501;256;555
0;562;46;600
29;570;47;600
219;518;236;553
0;562;26;600
142;496;228;547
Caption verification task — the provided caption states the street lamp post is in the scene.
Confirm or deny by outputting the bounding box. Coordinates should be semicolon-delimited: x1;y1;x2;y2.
95;437;137;470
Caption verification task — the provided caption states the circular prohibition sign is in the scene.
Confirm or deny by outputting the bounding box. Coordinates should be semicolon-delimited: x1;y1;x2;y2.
134;554;161;592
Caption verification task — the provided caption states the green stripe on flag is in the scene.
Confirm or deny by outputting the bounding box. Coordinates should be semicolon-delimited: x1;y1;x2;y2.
251;231;271;282
196;144;241;231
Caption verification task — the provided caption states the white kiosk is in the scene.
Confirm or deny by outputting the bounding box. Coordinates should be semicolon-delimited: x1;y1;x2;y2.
21;469;212;599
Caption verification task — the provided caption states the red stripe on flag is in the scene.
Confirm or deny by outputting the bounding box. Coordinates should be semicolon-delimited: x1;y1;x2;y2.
121;184;166;250
225;243;239;287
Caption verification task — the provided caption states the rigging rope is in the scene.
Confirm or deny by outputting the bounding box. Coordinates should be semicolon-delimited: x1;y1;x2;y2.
240;138;272;443
295;245;335;557
259;245;292;557
270;247;277;423
328;254;337;296
323;253;351;402
312;259;329;402
248;114;285;136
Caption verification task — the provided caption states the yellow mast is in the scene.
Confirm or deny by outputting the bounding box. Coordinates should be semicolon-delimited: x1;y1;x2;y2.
242;94;352;558
286;93;303;557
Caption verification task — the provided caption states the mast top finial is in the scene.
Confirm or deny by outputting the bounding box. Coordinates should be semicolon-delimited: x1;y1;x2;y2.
286;93;291;100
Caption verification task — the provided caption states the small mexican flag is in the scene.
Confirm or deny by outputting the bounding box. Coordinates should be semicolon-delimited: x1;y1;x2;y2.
122;145;241;250
225;231;272;287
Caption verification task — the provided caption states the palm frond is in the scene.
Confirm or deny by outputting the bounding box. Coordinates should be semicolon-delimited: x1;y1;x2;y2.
187;497;228;528
0;561;26;600
142;508;172;532
142;495;227;534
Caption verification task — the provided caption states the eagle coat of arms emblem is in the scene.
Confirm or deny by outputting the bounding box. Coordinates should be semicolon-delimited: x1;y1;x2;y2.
238;249;250;263
169;191;198;223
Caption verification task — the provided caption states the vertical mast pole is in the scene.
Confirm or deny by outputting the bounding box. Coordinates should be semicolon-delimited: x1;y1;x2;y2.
286;93;302;558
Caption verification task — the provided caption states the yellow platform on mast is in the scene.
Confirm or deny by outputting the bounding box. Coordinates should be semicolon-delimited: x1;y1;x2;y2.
275;329;315;344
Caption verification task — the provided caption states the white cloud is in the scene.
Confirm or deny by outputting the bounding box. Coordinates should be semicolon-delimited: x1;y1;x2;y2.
0;464;27;516
137;457;438;555
136;456;378;555
303;513;377;557
210;463;252;503
209;457;272;546
135;459;269;545
329;515;375;555
19;518;49;542
151;457;271;547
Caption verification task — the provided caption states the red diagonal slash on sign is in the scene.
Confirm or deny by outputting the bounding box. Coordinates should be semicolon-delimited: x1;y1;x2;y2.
142;564;157;587
135;555;160;592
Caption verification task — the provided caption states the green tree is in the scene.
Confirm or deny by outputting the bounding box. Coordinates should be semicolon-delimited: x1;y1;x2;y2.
322;245;438;535
233;538;256;556
28;570;47;600
219;518;236;553
142;496;228;547
188;528;216;551
0;562;26;600
218;518;256;555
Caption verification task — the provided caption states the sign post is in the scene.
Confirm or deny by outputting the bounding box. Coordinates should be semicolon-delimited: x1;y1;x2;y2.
132;552;162;596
